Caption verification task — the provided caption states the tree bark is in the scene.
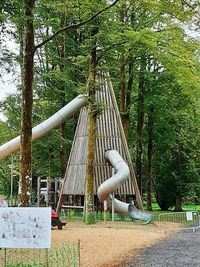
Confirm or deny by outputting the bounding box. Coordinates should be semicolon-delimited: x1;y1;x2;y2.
17;0;118;207
84;25;98;224
119;53;126;114
174;146;184;211
175;192;183;212
119;1;127;136
122;60;134;139
59;16;67;179
147;106;154;211
19;0;35;206
135;56;146;195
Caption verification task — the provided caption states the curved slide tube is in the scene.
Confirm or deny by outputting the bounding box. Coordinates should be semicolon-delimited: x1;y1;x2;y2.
0;94;151;222
97;149;152;224
0;94;87;160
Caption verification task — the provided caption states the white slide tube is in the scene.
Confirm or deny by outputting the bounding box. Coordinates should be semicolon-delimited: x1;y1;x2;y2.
0;94;87;160
97;149;152;223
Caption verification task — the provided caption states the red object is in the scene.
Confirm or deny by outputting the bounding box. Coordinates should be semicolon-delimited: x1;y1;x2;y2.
51;210;57;218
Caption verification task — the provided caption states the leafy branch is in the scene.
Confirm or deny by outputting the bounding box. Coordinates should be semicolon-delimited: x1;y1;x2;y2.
34;0;119;51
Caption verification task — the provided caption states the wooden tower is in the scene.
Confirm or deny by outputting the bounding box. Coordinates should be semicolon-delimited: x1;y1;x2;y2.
57;73;143;212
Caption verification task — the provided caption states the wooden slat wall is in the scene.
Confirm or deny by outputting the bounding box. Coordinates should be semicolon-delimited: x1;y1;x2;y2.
62;73;136;196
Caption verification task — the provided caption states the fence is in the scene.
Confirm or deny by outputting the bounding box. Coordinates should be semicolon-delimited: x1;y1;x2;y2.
0;241;80;267
61;209;135;222
157;211;200;233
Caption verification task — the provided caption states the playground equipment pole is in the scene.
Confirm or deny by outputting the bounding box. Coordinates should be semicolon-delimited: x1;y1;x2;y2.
104;200;107;224
111;168;115;222
112;192;115;222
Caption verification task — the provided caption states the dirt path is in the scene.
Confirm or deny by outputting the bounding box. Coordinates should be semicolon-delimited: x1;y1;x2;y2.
123;230;200;267
52;226;168;267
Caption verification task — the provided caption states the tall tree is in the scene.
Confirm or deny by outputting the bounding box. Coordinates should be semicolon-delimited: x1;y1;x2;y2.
84;23;98;224
146;105;154;211
135;55;146;195
19;0;35;206
19;0;119;206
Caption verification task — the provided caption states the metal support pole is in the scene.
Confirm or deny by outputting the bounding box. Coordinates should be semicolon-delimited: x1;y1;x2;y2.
111;168;115;222
10;155;14;207
37;177;40;207
54;179;58;208
46;177;49;207
104;200;107;224
112;192;115;222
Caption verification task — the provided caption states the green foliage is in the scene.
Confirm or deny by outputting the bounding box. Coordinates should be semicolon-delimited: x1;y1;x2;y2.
1;0;200;211
0;159;10;196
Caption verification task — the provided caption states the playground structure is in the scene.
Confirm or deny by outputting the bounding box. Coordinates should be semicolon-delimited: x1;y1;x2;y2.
98;149;151;223
37;177;62;208
0;73;152;223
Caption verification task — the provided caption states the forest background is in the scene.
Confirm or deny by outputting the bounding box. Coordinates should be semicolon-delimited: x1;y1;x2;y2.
1;0;200;212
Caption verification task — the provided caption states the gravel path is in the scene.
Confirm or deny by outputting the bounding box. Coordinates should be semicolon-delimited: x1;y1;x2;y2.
124;229;200;267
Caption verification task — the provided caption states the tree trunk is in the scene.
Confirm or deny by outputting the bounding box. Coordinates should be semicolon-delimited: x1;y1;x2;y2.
175;193;183;212
59;17;67;179
19;0;35;207
174;146;184;212
122;60;134;139
84;25;98;224
119;1;127;136
119;53;126;114
147;106;154;211
135;56;146;195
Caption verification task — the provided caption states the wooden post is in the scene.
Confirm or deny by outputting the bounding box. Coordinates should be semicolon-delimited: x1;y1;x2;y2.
45;248;49;267
78;239;81;267
3;249;6;267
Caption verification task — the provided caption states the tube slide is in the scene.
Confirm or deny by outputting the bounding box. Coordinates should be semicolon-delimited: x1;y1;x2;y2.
97;149;152;224
0;94;87;160
0;93;151;223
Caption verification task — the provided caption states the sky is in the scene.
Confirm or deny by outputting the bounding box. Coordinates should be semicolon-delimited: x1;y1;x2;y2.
0;74;18;100
0;72;19;120
0;22;19;101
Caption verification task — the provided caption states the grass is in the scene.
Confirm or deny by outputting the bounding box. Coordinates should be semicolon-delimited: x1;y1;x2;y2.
0;242;80;267
62;203;200;220
144;202;200;213
59;202;200;225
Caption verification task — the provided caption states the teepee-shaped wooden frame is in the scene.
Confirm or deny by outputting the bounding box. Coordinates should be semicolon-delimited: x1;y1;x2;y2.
57;73;143;211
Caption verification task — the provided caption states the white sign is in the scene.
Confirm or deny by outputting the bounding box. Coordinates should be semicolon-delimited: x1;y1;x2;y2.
186;212;193;221
0;207;51;249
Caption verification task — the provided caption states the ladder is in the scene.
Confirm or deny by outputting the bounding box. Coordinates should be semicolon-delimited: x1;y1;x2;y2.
37;177;61;208
37;177;50;207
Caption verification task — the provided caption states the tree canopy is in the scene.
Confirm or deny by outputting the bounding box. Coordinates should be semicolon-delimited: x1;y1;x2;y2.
1;0;200;211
